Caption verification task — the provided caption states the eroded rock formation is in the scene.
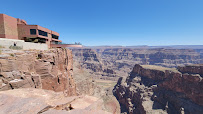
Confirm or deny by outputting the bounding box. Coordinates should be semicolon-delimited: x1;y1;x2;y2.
72;48;117;80
72;48;203;80
0;48;119;114
0;48;76;96
113;64;203;114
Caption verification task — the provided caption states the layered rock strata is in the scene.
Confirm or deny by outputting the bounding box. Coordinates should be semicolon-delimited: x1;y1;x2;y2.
113;64;203;114
0;48;76;96
72;48;203;80
72;48;117;80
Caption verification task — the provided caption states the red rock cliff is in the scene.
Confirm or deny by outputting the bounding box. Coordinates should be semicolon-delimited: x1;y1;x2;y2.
0;48;76;96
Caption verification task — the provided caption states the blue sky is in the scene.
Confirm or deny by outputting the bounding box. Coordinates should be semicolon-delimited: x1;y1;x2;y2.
1;0;202;46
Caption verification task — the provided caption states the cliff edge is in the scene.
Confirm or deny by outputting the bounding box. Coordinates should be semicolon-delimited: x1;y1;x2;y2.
113;64;203;114
0;48;76;96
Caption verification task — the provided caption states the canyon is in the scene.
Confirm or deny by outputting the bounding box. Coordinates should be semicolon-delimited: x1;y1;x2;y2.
0;48;120;114
113;64;203;114
0;46;203;114
72;47;203;80
71;47;203;114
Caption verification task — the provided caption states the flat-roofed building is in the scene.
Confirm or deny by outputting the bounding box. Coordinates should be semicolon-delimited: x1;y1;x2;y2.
0;14;61;48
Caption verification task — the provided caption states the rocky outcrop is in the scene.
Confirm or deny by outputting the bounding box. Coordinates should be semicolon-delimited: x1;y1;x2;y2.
113;64;203;114
178;64;203;76
0;88;112;114
0;48;119;114
0;48;76;96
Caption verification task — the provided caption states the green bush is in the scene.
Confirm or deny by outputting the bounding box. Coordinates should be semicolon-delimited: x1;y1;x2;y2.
10;53;14;57
9;45;23;50
0;45;2;54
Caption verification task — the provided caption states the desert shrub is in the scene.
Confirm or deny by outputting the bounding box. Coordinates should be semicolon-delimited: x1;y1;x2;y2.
10;53;14;57
0;45;2;54
9;45;23;50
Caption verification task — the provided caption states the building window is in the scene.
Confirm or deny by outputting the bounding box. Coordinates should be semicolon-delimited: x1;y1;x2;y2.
30;29;36;35
52;34;59;39
38;30;48;37
51;41;59;44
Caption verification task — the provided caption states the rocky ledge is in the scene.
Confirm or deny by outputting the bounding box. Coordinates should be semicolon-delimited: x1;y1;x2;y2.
113;64;203;114
0;88;112;114
0;48;76;96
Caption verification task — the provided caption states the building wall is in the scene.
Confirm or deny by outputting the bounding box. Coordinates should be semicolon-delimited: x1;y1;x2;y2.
17;18;27;25
18;24;39;40
0;14;6;38
18;25;61;48
2;14;18;39
51;31;59;36
47;32;52;48
0;38;48;50
23;41;48;50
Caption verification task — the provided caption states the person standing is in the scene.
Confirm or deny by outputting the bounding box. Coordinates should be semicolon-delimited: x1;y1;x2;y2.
14;42;17;46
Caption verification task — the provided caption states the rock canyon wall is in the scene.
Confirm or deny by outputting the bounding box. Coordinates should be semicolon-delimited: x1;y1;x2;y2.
0;48;76;96
113;64;203;114
72;48;117;80
72;48;203;80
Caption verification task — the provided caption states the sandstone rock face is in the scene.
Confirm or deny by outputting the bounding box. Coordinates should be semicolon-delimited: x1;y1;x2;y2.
0;49;76;96
72;48;203;80
113;64;203;114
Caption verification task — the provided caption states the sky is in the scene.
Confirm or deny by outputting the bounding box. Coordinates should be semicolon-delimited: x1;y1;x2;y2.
0;0;203;46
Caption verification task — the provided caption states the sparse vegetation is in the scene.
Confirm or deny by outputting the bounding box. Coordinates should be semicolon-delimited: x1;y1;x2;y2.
0;45;4;54
95;79;117;88
10;53;14;57
9;45;23;50
0;46;1;54
141;65;179;73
